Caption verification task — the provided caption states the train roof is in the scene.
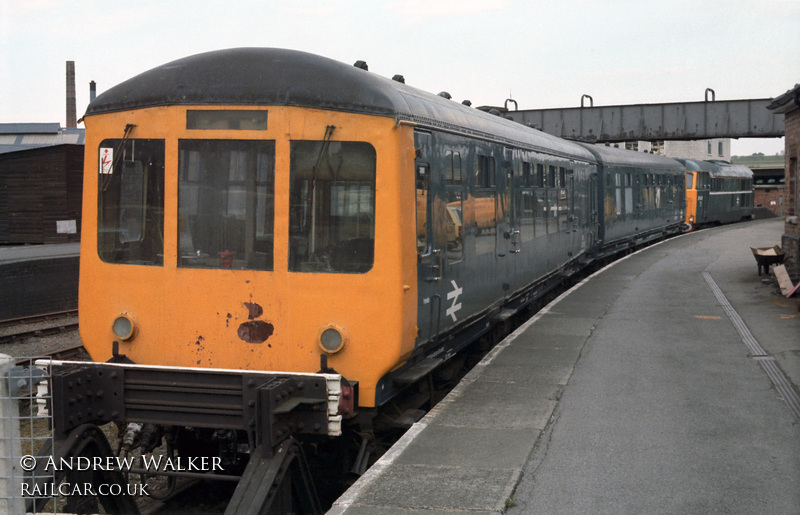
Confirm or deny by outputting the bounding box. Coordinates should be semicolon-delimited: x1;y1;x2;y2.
674;158;753;178
84;48;594;161
576;143;685;172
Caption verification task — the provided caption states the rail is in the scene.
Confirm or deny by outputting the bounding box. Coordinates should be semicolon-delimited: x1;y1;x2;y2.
0;311;79;345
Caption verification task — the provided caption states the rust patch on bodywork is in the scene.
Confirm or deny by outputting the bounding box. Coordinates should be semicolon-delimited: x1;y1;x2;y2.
244;302;263;320
238;321;274;343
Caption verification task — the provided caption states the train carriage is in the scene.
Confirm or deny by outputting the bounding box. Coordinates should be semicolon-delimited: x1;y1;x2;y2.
578;143;686;254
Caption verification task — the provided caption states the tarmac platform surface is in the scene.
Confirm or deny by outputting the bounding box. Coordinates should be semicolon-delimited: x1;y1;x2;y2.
0;242;80;264
330;218;800;514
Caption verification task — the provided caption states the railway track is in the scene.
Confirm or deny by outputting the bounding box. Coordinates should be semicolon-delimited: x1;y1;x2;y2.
0;310;79;344
15;343;89;366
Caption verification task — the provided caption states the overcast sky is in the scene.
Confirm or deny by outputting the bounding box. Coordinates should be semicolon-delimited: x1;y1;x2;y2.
2;0;798;155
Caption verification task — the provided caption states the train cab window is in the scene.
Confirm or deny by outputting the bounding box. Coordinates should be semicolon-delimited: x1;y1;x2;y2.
700;173;710;190
97;139;165;266
548;166;556;188
289;141;376;273
178;140;275;270
535;164;544;188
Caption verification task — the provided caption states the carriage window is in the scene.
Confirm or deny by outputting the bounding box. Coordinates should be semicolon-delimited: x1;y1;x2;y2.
446;187;463;264
446;151;462;186
534;189;547;236
289;141;376;273
477;155;495;187
521;189;534;241
547;189;559;233
178;140;275;270
97;139;165;266
536;164;545;187
416;163;430;254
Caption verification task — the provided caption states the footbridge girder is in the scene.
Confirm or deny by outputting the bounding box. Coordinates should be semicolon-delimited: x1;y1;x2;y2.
503;98;784;143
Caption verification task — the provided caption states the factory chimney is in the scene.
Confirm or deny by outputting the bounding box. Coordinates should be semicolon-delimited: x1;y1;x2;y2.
66;61;77;128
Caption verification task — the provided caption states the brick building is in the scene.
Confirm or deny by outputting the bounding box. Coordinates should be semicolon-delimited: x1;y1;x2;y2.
732;154;785;216
767;84;800;276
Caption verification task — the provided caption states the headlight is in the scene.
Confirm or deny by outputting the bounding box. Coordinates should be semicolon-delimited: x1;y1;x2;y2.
319;325;347;354
112;312;138;341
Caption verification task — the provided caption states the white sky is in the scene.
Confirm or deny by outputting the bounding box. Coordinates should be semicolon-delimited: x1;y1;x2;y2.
2;0;798;156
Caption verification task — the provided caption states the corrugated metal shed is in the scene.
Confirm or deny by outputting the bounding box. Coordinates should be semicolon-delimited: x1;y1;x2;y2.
0;123;85;154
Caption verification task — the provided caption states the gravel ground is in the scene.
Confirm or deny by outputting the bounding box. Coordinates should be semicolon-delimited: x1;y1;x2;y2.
0;324;82;359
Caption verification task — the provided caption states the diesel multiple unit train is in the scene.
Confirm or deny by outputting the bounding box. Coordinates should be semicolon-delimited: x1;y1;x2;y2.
32;48;752;513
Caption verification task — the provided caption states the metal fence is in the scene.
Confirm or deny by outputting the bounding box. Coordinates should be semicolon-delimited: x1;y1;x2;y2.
0;355;55;513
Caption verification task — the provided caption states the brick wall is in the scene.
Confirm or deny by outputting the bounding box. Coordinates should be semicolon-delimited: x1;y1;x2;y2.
755;188;783;215
0;257;79;320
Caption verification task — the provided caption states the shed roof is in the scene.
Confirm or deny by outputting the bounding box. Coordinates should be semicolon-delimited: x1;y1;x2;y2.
767;84;800;115
0;124;85;155
0;123;62;134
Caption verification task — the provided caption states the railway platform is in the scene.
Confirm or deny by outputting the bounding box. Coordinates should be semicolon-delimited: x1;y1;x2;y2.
0;243;80;320
330;218;800;514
